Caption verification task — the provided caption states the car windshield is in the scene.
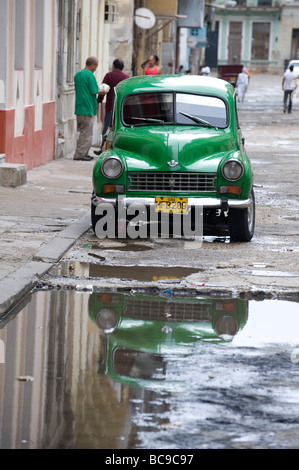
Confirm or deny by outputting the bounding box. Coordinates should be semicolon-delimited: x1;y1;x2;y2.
122;92;228;128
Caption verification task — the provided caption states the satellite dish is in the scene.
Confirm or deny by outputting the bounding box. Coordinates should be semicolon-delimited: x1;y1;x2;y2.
134;8;156;29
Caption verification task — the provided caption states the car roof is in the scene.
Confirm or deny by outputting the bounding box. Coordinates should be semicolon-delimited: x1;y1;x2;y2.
115;74;235;102
289;60;299;66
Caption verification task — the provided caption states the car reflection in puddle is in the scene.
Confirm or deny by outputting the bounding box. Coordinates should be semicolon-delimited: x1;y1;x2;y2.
88;292;248;388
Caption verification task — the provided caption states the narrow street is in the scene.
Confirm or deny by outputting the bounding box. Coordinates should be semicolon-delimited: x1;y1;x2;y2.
1;73;299;450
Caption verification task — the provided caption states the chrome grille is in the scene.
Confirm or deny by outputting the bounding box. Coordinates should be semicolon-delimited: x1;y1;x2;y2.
128;172;217;192
123;298;212;322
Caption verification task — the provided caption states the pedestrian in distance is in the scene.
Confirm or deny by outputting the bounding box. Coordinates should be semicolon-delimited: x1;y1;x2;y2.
143;55;162;75
95;58;130;155
282;64;297;114
199;61;210;76
73;56;99;161
177;65;184;76
236;67;249;103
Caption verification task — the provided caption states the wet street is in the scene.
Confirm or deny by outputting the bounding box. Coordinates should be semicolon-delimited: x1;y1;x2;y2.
1;288;299;449
0;73;299;450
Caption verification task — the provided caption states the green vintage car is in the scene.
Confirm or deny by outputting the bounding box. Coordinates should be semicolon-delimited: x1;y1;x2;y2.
91;75;255;241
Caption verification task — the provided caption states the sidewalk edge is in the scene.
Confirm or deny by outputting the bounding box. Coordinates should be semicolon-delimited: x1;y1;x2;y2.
0;211;91;319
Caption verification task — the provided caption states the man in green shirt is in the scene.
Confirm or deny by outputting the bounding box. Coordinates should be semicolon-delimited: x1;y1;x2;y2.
74;57;99;161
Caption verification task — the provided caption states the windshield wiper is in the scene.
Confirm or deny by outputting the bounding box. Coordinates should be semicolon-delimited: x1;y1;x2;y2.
179;111;216;128
131;117;165;125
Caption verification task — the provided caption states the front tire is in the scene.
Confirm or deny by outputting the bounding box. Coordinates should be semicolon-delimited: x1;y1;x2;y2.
229;189;255;242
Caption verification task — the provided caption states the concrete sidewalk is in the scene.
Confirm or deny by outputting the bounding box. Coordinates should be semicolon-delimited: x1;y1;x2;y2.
0;156;95;316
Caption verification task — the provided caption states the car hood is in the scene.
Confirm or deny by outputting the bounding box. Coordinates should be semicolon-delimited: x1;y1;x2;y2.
113;126;237;172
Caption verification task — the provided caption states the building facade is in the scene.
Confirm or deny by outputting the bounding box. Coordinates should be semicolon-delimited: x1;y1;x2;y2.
213;0;299;73
0;0;133;171
0;0;56;170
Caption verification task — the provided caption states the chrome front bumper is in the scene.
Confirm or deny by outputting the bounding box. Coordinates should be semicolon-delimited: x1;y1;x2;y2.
91;195;251;211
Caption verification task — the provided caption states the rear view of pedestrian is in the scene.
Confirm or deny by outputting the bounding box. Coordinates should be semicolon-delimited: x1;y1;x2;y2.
282;64;297;113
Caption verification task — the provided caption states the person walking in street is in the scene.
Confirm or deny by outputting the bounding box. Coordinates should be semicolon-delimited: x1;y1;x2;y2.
236;68;249;102
143;55;162;75
73;56;99;161
95;58;130;155
282;64;297;114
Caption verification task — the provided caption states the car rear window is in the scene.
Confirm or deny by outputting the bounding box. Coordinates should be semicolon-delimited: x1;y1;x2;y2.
122;92;228;128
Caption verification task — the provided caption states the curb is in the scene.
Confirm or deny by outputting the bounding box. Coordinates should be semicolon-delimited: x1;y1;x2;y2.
0;211;91;319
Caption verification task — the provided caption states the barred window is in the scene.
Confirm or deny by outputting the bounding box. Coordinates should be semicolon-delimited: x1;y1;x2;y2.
105;2;117;24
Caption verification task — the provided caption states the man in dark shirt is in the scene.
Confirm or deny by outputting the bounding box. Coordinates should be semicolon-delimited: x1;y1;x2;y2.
95;59;130;155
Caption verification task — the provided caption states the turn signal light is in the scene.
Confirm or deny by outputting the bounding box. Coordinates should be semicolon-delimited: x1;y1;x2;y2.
219;185;241;195
103;184;124;194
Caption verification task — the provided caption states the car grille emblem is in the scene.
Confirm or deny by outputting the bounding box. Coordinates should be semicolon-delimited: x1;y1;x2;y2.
167;160;178;167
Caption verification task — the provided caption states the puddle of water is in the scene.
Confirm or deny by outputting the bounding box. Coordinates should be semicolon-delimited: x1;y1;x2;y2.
50;261;199;282
1;290;299;449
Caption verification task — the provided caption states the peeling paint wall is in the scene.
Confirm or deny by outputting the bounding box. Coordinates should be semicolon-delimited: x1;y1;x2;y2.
0;0;56;170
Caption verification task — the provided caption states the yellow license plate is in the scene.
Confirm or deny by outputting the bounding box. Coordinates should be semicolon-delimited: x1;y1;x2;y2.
155;197;188;214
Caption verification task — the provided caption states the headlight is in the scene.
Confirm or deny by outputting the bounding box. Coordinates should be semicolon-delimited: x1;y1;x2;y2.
101;157;123;179
96;308;118;332
222;159;244;181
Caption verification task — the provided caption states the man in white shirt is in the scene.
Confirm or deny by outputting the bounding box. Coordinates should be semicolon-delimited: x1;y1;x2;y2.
200;61;210;76
282;65;297;113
